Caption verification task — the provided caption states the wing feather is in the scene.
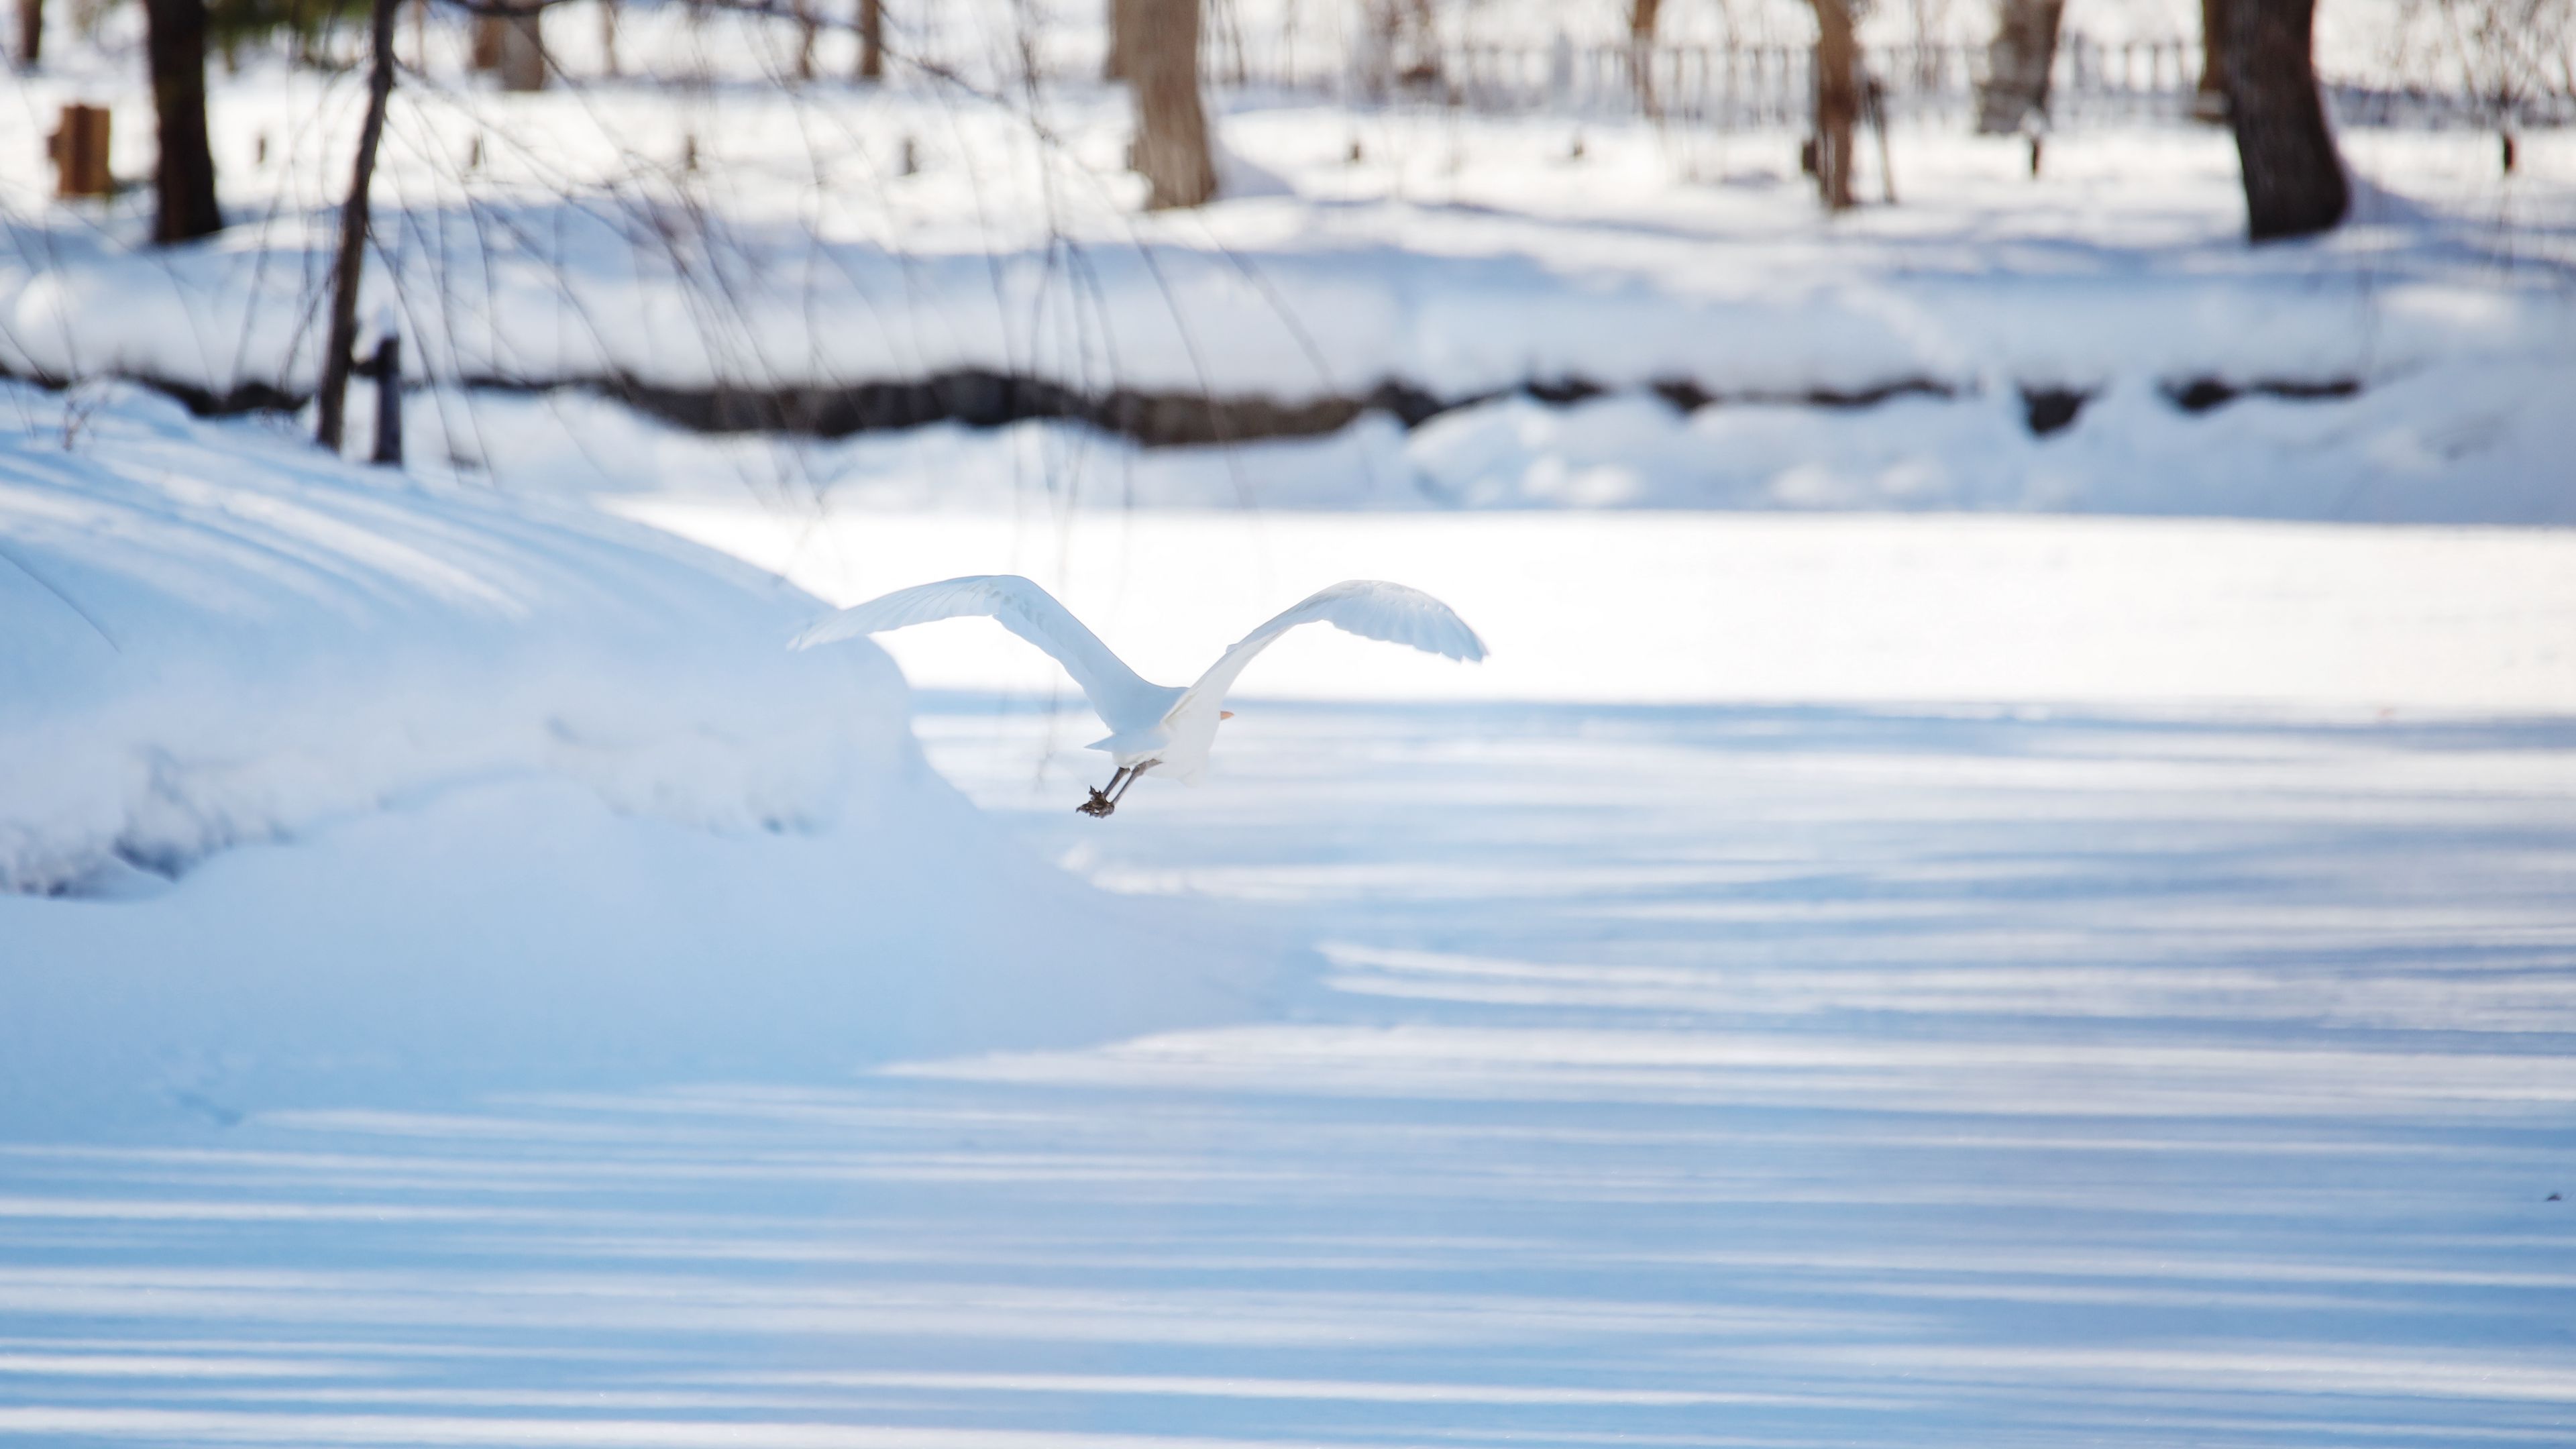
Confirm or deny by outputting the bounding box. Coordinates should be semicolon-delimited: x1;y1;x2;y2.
1169;580;1485;723
792;575;1174;730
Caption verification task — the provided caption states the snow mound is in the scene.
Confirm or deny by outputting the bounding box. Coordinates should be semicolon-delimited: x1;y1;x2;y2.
0;383;892;895
0;384;1278;1134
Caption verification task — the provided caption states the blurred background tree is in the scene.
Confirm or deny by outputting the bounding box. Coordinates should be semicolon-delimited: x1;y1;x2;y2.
143;0;222;241
2226;0;2347;239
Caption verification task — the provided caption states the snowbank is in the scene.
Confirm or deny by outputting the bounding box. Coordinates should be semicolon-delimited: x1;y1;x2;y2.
0;384;890;896
0;384;1277;1135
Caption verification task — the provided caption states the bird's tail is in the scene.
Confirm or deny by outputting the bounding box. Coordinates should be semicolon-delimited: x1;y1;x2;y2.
1086;729;1169;757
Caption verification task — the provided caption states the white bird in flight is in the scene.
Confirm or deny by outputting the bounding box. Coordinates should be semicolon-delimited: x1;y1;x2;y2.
792;575;1487;816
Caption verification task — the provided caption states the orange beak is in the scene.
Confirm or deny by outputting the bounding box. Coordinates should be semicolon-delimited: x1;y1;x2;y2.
1220;710;1235;720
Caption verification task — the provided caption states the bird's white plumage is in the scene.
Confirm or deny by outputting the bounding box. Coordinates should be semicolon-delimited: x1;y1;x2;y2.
794;574;1486;788
1172;579;1486;720
790;574;1185;731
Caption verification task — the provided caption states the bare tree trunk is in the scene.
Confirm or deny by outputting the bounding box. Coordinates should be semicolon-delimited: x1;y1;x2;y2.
1975;0;2065;133
1808;0;1858;210
2193;0;2229;120
858;0;883;79
2224;0;2345;241
598;0;619;76
142;0;222;244
1128;0;1215;209
496;7;545;91
16;0;40;66
1102;0;1127;80
1628;0;1662;115
316;0;399;453
793;0;815;80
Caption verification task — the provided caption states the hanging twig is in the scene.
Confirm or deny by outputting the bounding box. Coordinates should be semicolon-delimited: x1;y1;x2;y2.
0;539;121;653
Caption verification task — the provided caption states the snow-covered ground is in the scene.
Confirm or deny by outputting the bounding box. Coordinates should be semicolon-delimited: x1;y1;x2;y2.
3;696;2571;1447
6;382;2575;1446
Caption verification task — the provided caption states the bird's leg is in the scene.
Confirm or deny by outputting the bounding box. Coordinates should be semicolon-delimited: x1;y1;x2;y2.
1077;767;1130;818
1109;760;1155;803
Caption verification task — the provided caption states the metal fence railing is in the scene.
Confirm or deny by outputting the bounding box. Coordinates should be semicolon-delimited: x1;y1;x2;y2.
1211;33;2576;131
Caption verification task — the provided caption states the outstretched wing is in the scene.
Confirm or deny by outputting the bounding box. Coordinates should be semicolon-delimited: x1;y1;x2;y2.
792;575;1173;729
1170;580;1487;723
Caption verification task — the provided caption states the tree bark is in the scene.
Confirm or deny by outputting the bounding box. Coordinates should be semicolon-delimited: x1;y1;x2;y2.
1102;0;1127;80
792;0;815;80
598;0;619;76
1807;0;1858;210
16;0;39;66
142;0;222;244
1127;0;1215;210
2194;0;2229;120
1628;0;1662;114
2224;0;2345;241
857;0;883;79
1976;0;2066;133
315;0;398;453
496;8;545;91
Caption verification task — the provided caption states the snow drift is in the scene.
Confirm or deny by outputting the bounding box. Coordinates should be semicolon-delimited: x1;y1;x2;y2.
0;384;892;896
0;383;1277;1135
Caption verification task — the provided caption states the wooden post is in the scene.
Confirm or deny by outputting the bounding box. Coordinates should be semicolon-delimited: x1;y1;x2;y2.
50;104;111;198
370;327;403;467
